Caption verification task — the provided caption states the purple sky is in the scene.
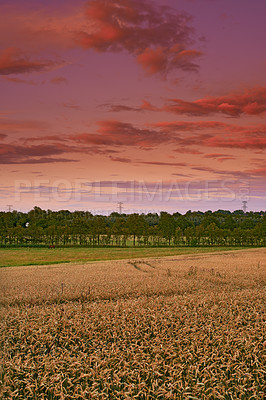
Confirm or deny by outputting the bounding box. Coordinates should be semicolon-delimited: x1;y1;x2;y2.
0;0;265;213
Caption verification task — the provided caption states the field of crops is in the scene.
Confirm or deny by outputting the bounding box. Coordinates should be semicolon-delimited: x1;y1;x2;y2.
0;246;247;268
0;248;265;399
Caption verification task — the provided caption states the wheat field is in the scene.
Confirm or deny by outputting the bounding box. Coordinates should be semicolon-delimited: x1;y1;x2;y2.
0;248;265;399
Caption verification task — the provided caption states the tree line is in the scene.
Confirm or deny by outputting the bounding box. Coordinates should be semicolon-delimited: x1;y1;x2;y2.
0;207;265;247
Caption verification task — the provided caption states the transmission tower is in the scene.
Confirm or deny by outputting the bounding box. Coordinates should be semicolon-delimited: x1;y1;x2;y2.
117;202;123;214
242;200;247;213
7;204;13;212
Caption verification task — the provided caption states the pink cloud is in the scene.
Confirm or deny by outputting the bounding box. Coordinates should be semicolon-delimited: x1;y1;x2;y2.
137;160;187;167
206;136;266;149
62;101;81;110
0;47;65;76
75;0;201;76
70;120;166;148
136;47;201;75
4;116;264;167
204;153;231;159
0;118;49;133
191;165;249;178
160;121;266;136
100;99;157;113
0;140;118;164
247;166;266;177
0;1;201;78
105;104;143;113
217;157;235;162
137;47;168;75
109;156;132;163
141;100;158;111
190;163;266;179
0;142;77;164
163;87;266;116
2;76;37;85
22;135;65;143
109;156;187;167
67;119;266;151
50;76;68;85
103;87;266;116
174;148;203;155
153;121;230;132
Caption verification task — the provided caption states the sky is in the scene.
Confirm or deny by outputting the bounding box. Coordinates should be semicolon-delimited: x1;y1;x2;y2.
0;0;265;214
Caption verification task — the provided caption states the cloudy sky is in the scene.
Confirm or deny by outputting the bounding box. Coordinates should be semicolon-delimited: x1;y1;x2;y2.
0;0;265;213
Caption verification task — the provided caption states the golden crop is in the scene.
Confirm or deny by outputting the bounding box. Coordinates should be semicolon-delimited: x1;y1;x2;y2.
0;248;265;399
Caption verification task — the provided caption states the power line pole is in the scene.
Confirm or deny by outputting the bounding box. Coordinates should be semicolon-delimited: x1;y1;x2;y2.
117;202;123;214
242;200;247;213
7;204;13;212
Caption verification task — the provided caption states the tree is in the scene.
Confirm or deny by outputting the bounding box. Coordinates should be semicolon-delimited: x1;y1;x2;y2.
158;212;176;245
126;214;148;246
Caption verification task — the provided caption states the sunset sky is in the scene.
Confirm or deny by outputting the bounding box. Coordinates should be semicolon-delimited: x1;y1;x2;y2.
0;0;265;213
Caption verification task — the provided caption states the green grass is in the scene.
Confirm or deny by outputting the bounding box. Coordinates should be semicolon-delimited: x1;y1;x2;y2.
0;246;251;267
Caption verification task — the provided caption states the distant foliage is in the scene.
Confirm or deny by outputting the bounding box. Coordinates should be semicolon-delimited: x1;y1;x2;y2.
0;207;265;247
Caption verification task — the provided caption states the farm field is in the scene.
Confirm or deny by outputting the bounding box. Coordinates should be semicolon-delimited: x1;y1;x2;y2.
0;248;265;399
0;246;250;267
